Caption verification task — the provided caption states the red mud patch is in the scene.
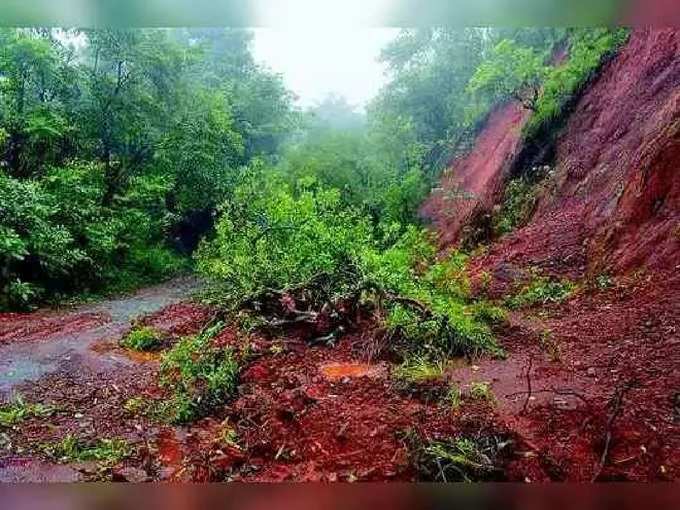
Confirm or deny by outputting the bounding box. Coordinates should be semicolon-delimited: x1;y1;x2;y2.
471;270;680;482
420;101;531;247
137;302;212;339
319;362;387;381
229;336;482;482
0;312;109;346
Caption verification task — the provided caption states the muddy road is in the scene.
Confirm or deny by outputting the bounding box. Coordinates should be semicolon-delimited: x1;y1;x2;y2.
0;277;202;399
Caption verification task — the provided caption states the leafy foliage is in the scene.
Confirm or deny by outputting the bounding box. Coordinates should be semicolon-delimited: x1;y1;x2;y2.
159;323;240;424
41;435;130;465
198;166;502;359
493;176;542;236
392;355;446;385
525;28;630;138
0;396;56;428
0;28;298;309
121;326;163;352
508;275;576;309
197;166;374;307
467;39;549;111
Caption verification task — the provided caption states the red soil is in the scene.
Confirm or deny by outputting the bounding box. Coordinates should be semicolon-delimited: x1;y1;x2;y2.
229;335;502;482
469;29;680;281
137;302;213;339
0;312;108;346
474;270;680;481
417;28;680;482
420;101;531;246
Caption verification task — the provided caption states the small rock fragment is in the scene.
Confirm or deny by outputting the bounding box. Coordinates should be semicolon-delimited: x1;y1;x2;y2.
112;466;149;483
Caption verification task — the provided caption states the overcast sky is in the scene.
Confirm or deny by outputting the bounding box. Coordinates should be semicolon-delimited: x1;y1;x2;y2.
252;28;399;111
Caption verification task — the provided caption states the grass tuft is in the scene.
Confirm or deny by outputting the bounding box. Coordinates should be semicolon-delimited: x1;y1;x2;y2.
121;326;164;352
159;322;240;424
0;396;56;428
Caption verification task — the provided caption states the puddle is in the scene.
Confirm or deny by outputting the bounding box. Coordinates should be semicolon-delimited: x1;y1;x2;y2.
90;340;162;364
319;362;386;381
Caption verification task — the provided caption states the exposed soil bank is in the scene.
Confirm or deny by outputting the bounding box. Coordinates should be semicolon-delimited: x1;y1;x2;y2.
458;29;680;281
415;27;680;482
420;102;530;247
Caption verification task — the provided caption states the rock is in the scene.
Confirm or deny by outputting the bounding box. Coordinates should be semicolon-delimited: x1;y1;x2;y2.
73;461;99;475
587;367;597;377
112;466;150;483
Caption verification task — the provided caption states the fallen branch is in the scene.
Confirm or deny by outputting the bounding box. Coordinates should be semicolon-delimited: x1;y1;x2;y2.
521;354;534;415
384;293;433;318
591;380;635;482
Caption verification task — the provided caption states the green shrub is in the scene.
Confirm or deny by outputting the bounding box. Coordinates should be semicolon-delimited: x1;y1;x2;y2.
494;177;540;236
469;381;496;403
470;301;508;326
196;168;373;308
0;164;188;310
415;436;508;482
508;275;576;309
445;385;463;410
41;435;130;465
392;355;446;384
159;323;240;424
198;168;503;360
121;326;163;352
525;28;629;139
364;231;503;358
0;396;56;428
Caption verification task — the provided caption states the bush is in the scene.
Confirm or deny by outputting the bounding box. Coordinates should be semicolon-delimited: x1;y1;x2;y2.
196;167;374;308
525;28;629;139
121;326;163;352
493;177;541;236
0;164;188;310
159;323;240;424
508;275;576;309
199;170;503;360
361;229;502;358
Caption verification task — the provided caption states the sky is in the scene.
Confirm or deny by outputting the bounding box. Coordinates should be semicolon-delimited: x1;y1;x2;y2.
252;28;398;111
250;1;399;110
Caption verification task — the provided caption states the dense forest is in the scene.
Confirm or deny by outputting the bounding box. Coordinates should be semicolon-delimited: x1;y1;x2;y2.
0;27;626;313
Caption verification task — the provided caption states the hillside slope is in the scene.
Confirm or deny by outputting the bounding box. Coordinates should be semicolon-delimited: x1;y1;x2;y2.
425;28;679;280
420;28;680;481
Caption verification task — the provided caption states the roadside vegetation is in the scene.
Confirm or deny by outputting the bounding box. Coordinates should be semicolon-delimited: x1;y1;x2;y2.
0;396;56;428
0;28;295;310
40;435;130;465
158;322;240;424
120;326;164;352
0;27;627;311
